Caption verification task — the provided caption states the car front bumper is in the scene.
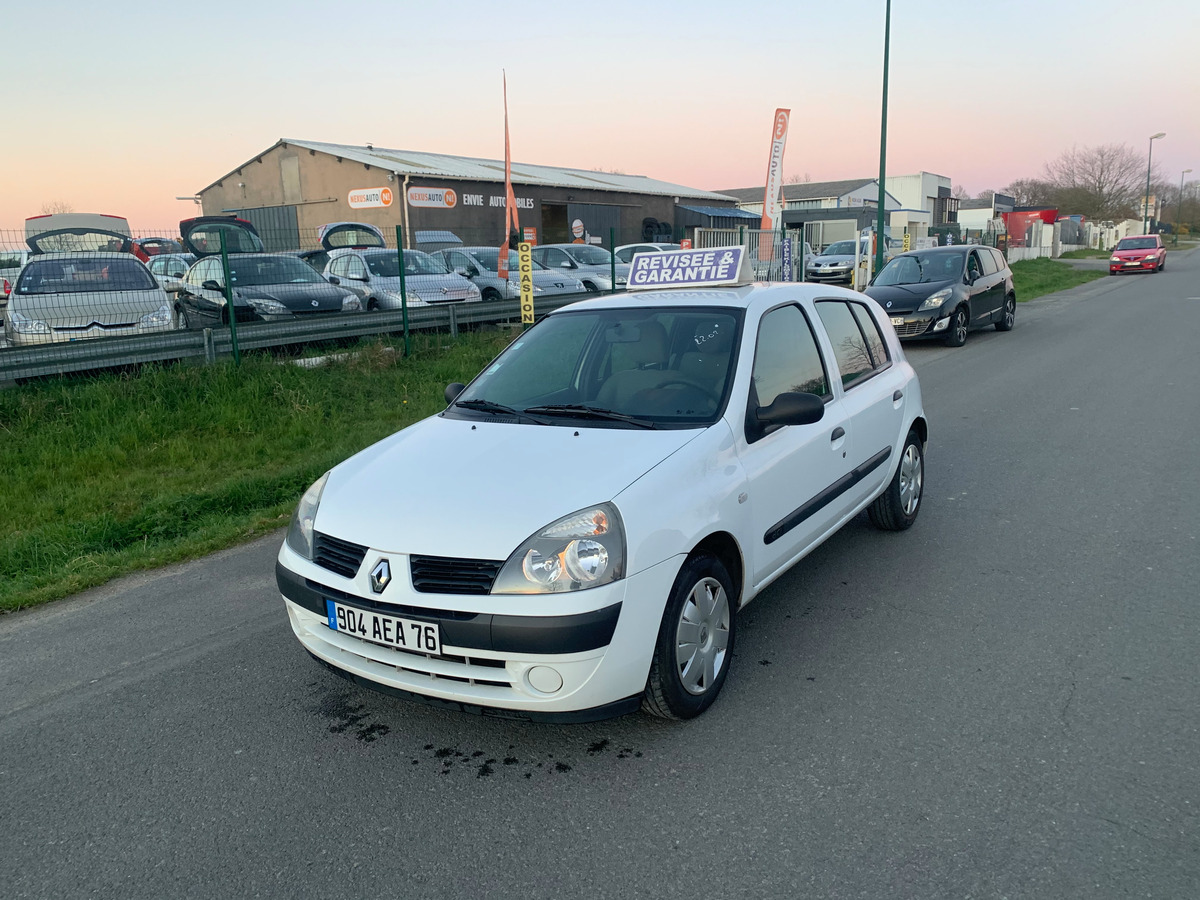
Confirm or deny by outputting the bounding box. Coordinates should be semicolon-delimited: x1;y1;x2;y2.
1109;258;1156;273
884;311;950;339
276;542;683;721
805;266;853;283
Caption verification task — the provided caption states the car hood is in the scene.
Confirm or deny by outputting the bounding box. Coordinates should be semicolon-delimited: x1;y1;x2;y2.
808;253;857;266
12;288;167;326
566;262;631;278
313;416;703;559
235;282;349;311
369;273;478;300
1111;248;1155;259
866;278;956;314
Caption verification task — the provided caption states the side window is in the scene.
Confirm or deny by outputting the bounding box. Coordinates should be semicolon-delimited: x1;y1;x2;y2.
544;249;568;266
849;302;890;369
329;256;346;276
978;248;998;276
967;250;983;280
815;300;875;389
751;305;830;410
990;248;1007;271
147;258;164;275
346;256;368;280
447;251;472;273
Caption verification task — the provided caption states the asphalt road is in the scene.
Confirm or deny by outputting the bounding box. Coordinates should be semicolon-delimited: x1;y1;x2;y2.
3;252;1198;899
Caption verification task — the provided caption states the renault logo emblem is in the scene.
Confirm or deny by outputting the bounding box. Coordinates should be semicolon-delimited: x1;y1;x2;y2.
311;299;320;307
370;558;392;593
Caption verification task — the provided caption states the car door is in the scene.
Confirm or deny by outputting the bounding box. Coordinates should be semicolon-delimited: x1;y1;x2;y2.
183;258;226;325
737;302;854;588
814;298;907;507
965;250;996;324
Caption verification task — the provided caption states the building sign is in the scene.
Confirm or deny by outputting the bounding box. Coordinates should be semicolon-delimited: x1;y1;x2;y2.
348;187;394;209
407;187;458;209
522;226;537;245
628;247;746;290
518;242;534;324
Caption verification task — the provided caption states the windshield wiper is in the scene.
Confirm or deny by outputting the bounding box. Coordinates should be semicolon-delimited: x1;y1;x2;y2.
454;398;548;424
523;404;658;429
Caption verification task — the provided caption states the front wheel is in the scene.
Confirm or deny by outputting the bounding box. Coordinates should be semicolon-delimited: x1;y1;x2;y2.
581;281;600;293
868;430;924;531
943;306;968;347
995;295;1015;332
643;553;736;720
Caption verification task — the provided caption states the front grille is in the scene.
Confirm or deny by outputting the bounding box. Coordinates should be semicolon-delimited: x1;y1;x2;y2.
893;321;931;337
313;532;368;579
410;555;503;595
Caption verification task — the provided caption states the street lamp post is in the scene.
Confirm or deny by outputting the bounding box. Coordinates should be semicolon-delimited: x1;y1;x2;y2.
1175;168;1192;246
1143;132;1165;235
875;0;891;274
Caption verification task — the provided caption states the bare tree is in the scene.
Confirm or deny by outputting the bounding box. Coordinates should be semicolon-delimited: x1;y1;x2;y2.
975;189;996;202
784;172;812;184
951;184;971;201
1041;143;1154;221
40;200;75;215
1001;178;1055;207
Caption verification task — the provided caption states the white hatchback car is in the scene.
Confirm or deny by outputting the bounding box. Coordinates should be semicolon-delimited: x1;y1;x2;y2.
275;249;927;722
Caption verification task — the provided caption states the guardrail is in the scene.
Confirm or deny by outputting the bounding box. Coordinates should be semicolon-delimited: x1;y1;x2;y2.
0;293;587;385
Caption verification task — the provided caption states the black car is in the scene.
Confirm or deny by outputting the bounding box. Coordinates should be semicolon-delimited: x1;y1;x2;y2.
171;217;361;328
865;245;1015;347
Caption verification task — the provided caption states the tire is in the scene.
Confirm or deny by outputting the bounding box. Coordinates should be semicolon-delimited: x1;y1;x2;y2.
643;553;736;720
481;288;502;302
1159;258;1165;271
179;307;192;330
582;281;600;293
943;306;968;347
868;430;924;531
367;298;380;311
995;294;1015;332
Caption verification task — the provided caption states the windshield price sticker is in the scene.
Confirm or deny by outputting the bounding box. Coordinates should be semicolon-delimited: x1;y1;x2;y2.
628;246;747;290
325;600;441;656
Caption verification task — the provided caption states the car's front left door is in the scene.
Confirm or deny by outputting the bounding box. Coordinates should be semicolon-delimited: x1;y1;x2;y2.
737;303;854;589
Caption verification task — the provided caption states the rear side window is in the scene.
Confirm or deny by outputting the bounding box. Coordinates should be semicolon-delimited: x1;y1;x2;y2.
990;248;1007;271
978;249;999;276
815;300;881;389
849;302;890;369
0;252;24;269
751;304;830;407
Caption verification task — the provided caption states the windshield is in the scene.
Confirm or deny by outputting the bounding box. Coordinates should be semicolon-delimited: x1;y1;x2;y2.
364;250;450;277
823;241;859;256
872;251;965;286
465;249;546;272
567;245;615;265
453;306;741;427
1115;237;1157;250
17;257;157;293
229;257;327;286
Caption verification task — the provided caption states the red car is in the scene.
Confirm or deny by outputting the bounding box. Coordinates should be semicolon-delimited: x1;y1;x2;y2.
1109;234;1166;275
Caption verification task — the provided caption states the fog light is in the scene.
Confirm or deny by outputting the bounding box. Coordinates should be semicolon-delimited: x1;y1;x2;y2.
932;316;950;332
527;666;564;694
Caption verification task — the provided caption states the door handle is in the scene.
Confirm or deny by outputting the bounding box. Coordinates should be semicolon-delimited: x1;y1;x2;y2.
893;390;903;401
831;427;845;441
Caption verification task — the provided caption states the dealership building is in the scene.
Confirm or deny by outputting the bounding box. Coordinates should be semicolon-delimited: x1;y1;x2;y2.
195;139;738;251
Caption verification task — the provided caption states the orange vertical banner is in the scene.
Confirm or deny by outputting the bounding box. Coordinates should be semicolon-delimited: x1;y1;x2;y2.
759;108;790;261
497;72;521;280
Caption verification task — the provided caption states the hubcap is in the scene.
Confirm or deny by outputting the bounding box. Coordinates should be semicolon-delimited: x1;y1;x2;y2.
675;576;731;695
899;443;922;516
1005;300;1014;327
955;311;967;341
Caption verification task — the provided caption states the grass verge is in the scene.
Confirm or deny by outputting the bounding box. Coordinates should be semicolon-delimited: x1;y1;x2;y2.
1058;248;1110;259
1010;257;1106;301
0;330;515;613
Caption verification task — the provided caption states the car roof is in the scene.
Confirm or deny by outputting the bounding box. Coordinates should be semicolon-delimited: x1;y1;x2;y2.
554;281;862;316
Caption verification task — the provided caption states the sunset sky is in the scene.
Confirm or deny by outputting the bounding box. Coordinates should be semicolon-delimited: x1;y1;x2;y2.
2;0;1196;232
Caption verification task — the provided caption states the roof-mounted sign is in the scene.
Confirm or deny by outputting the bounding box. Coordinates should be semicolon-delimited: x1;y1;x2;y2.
627;246;750;290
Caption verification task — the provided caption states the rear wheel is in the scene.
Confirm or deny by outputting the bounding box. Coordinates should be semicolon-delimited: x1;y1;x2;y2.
582;281;600;293
943;306;968;347
643;553;736;720
367;298;380;311
995;294;1015;332
481;288;502;302
868;430;924;531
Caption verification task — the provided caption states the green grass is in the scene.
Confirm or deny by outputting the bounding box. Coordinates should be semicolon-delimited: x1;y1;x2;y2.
0;331;515;613
1058;248;1110;259
1010;257;1106;301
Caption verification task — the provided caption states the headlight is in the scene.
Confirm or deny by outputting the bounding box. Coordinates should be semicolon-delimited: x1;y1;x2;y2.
1143;253;1156;260
139;303;174;327
286;472;330;560
492;503;625;594
341;295;362;311
248;297;290;315
1110;256;1121;262
468;286;482;299
9;311;50;334
615;278;627;285
918;287;953;311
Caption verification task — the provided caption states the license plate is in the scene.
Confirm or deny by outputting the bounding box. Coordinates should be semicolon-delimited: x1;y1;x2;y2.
1125;261;1138;266
890;316;905;326
325;599;442;655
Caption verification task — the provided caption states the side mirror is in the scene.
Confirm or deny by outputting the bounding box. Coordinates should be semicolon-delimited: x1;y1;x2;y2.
201;279;223;292
327;275;341;285
453;266;470;277
756;392;825;428
445;382;466;404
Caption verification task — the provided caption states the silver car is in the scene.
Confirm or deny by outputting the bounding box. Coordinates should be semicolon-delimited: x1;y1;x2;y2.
5;252;176;346
614;242;680;263
530;243;629;292
325;248;481;310
435;246;584;301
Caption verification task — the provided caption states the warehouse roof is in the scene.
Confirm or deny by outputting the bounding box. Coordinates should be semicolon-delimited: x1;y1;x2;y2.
199;139;737;202
717;178;882;204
